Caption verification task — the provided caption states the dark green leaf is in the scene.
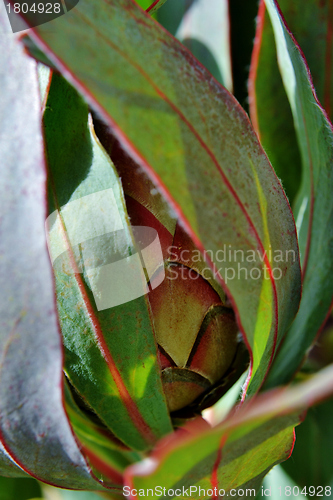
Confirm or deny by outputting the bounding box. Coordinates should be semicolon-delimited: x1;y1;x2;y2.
282;398;333;489
0;477;42;500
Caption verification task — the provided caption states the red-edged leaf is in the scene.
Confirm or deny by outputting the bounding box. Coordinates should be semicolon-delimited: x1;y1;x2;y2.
0;5;100;489
0;443;27;479
20;0;301;397
124;365;333;499
260;0;333;388
43;72;172;451
248;0;302;203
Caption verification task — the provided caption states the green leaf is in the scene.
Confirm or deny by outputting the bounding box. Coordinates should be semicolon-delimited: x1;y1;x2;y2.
125;365;333;499
248;1;302;203
0;443;27;479
44;72;172;452
175;0;233;91
282;398;333;489
26;0;301;398
262;0;333;388
0;477;42;500
64;380;139;488
0;4;100;490
134;0;167;14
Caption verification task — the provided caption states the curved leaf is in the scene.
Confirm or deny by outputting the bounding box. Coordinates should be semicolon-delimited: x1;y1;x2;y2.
262;0;333;388
43;72;172;451
64;381;138;489
0;4;100;490
23;0;301;398
282;398;333;489
125;365;333;500
0;443;27;479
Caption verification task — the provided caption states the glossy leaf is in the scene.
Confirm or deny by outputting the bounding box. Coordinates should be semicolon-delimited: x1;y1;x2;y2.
25;0;301;398
0;4;99;489
125;365;333;500
176;0;233;91
44;71;172;452
262;0;333;388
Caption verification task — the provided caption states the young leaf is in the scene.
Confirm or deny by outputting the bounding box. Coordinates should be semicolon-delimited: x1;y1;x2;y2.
262;0;333;388
44;72;172;452
23;0;301;398
0;5;100;490
125;365;333;499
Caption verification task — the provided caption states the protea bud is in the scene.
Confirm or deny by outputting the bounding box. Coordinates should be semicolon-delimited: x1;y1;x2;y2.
96;131;242;415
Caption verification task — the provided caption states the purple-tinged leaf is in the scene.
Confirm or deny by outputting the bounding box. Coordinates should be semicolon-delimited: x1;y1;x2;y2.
0;4;101;490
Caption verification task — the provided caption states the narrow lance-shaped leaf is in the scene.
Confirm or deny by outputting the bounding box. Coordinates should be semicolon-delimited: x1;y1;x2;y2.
125;365;333;500
22;0;301;397
44;71;172;452
0;4;100;490
248;0;302;203
262;0;333;388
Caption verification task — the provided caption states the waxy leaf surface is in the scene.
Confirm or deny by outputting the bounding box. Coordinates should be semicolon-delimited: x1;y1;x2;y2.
0;5;99;489
125;365;333;500
26;0;301;397
44;72;172;452
262;0;333;388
